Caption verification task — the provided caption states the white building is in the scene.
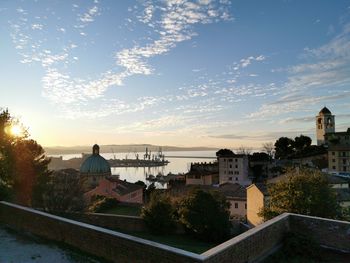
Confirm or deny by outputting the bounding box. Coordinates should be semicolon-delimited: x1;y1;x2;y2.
218;154;251;186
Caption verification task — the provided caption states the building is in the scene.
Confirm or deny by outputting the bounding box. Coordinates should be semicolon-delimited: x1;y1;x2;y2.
218;154;251;186
218;183;247;219
85;177;144;204
315;107;350;174
80;144;111;189
185;162;219;185
328;146;350;174
316;106;335;146
246;183;268;226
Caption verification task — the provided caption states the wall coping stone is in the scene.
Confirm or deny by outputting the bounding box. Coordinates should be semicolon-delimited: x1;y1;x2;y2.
201;212;290;258
0;201;204;261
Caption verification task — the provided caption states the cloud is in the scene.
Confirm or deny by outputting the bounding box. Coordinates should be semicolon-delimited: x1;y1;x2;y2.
248;22;350;119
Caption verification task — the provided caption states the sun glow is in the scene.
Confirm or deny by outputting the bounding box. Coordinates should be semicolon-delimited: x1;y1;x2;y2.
7;124;24;137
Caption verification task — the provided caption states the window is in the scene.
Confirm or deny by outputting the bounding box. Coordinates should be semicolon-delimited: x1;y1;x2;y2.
234;171;239;175
343;159;347;164
332;152;335;155
229;159;233;162
333;166;336;169
235;159;238;162
229;177;233;181
235;165;238;168
234;203;238;209
343;152;346;157
229;164;232;168
245;203;247;209
332;159;336;162
344;167;347;172
235;177;238;181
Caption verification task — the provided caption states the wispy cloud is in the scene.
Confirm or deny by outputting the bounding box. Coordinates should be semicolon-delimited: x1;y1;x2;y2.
248;22;350;120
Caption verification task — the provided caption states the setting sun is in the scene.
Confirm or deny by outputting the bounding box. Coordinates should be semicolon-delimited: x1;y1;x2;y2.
11;125;22;136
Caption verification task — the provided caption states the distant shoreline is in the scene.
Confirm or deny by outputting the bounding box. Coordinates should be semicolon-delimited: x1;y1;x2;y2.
44;144;219;155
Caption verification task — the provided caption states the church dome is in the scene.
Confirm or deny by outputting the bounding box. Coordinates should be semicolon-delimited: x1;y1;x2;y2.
319;107;331;115
80;144;111;175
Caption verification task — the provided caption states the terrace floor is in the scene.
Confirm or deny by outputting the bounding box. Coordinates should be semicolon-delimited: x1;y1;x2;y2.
0;226;105;263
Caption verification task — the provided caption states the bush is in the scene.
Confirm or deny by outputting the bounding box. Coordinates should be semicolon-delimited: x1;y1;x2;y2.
141;192;176;234
88;195;119;213
178;189;231;242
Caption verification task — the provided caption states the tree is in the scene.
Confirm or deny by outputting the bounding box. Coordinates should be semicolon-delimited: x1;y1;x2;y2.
293;135;312;152
42;169;86;213
0;109;50;205
274;137;294;159
141;192;176;234
178;189;231;242
259;169;339;220
216;148;234;157
262;142;275;159
237;146;252;155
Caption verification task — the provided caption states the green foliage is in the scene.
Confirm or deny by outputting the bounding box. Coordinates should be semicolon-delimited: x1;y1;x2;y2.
274;135;326;160
259;169;339;220
42;169;86;213
0;109;51;205
178;189;231;242
88;195;119;213
141;192;176;234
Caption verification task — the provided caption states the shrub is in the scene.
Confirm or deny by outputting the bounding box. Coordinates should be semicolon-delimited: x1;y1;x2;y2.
178;189;231;242
88;195;119;213
141;192;176;234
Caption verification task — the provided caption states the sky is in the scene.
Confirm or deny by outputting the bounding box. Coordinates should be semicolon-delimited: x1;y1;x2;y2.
1;0;350;148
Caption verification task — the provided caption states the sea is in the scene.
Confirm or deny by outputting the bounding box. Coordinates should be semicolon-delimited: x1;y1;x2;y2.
49;151;217;188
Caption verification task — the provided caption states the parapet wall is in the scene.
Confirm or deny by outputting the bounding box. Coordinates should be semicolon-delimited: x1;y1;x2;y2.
58;212;185;234
290;214;350;252
1;201;349;263
0;202;202;263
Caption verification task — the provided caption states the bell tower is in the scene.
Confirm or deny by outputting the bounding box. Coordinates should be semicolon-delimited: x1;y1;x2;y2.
316;107;335;145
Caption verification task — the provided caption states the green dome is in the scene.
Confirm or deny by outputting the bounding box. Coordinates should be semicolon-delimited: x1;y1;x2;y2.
80;144;111;175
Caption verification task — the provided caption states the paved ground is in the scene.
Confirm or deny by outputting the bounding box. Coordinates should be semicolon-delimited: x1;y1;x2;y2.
0;226;104;263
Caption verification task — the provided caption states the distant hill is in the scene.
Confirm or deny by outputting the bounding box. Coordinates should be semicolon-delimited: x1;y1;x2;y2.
44;144;219;155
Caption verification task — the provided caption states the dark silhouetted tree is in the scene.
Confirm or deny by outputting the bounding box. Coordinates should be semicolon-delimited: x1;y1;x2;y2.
216;149;234;157
274;137;294;159
178;189;231;242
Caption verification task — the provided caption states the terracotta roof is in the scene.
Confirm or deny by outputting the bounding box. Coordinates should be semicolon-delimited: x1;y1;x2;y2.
106;177;144;196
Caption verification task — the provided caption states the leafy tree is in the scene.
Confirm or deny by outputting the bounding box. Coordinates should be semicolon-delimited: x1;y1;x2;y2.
293;135;312;152
274;137;294;159
42;169;86;213
259;169;339;220
0;109;50;205
178;189;231;242
141;192;176;234
216;148;234;157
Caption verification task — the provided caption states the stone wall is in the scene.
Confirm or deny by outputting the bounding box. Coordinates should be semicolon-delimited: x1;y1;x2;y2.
59;212;185;234
0;201;202;263
202;213;290;263
60;212;147;232
290;213;350;252
1;201;350;263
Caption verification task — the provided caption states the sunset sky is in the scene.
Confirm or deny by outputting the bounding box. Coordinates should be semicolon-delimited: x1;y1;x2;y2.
1;0;350;148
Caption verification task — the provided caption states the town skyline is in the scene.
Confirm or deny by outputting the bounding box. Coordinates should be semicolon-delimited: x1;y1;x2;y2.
1;1;350;148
